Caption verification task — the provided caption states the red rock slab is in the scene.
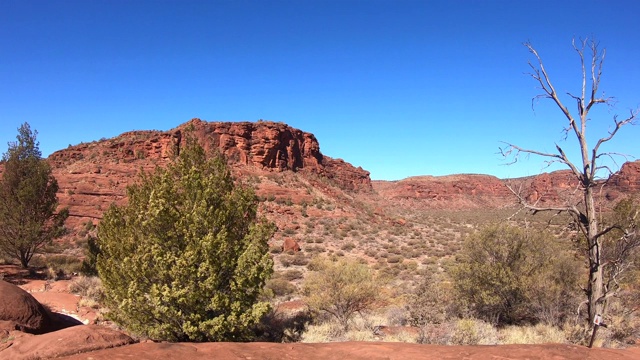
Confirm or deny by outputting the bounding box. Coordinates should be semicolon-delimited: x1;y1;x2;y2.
0;324;134;360
59;341;640;360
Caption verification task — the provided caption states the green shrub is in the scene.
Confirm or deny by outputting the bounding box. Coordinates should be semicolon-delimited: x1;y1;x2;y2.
452;224;581;326
81;236;100;276
96;137;275;342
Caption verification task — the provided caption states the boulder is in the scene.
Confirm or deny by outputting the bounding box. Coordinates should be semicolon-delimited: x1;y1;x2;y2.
282;238;301;252
0;280;54;334
0;324;134;360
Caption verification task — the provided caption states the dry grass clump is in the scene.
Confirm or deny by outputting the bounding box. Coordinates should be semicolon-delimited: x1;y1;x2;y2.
499;323;566;344
69;276;104;300
417;319;499;345
301;313;419;343
69;275;104;309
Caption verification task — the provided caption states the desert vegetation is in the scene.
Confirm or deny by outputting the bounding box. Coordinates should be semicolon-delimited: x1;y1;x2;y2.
0;123;68;267
95;135;275;341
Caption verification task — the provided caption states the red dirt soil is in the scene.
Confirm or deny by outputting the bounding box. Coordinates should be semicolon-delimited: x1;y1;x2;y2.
58;341;640;360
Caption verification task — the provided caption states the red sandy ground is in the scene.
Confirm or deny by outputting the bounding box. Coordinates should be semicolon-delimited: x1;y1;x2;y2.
59;341;640;360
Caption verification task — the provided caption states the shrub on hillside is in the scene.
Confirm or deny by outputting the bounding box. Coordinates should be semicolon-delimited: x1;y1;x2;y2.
96;136;275;342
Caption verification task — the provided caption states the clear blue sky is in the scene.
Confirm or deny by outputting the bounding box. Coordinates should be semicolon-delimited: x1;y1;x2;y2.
1;0;639;180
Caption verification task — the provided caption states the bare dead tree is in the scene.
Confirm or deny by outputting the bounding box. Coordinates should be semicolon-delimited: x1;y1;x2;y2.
500;38;639;343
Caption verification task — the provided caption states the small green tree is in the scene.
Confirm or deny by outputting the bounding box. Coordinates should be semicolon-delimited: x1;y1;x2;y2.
452;224;581;326
96;137;275;342
303;257;382;330
0;123;67;268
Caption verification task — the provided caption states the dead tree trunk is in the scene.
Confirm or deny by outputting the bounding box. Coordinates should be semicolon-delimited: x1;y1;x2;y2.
502;38;638;345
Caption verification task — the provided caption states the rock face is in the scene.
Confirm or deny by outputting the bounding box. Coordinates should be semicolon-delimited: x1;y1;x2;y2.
45;118;372;233
48;119;371;191
373;162;640;210
374;174;512;209
0;280;55;334
611;160;640;192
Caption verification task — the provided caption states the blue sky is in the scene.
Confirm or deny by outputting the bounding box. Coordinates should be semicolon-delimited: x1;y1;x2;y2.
1;0;639;180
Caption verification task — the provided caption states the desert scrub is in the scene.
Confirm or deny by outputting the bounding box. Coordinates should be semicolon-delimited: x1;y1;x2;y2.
265;278;297;297
69;276;104;299
499;324;566;344
449;319;499;345
96;137;274;342
303;257;384;330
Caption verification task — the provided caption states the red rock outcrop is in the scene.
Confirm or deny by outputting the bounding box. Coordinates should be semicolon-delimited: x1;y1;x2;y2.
44;119;371;233
373;165;640;210
282;238;301;253
373;174;514;209
611;160;640;192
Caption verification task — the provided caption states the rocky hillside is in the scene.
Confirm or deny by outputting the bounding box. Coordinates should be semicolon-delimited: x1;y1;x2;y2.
45;119;372;234
2;118;639;242
374;162;640;211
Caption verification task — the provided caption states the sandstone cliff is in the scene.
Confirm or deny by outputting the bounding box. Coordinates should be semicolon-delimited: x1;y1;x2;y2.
45;119;371;233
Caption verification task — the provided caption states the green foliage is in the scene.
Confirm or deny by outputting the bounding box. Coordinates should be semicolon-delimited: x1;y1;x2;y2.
96;137;275;342
81;236;100;276
0;123;68;268
452;224;581;326
303;256;382;330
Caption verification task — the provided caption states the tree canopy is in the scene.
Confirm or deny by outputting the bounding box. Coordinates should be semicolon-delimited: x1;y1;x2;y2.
0;123;67;268
96;136;275;342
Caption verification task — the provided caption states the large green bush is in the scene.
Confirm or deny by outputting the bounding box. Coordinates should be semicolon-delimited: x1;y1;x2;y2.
96;137;275;342
452;224;581;326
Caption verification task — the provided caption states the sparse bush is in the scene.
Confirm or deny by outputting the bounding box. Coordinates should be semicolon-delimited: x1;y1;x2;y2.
409;272;454;326
281;269;304;281
266;278;297;297
303;257;383;330
449;318;499;345
69;276;104;302
291;253;309;266
43;254;83;279
340;242;356;251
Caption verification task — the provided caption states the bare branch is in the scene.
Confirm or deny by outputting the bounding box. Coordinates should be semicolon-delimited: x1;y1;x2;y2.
591;111;638;179
524;42;578;135
571;38;587;116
